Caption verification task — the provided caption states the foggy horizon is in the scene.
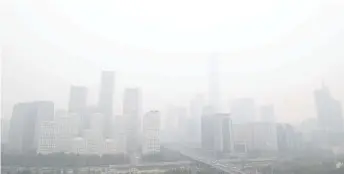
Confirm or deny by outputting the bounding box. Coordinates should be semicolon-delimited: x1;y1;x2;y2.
2;0;344;125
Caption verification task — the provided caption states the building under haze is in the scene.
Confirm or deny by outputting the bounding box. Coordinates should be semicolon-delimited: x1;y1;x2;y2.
188;95;205;146
123;88;141;154
37;121;56;154
231;98;255;124
8;101;54;153
260;105;275;123
142;111;161;155
201;113;233;154
98;71;115;138
68;86;87;113
314;84;343;131
1;119;10;149
55;111;81;153
208;56;220;113
233;122;278;152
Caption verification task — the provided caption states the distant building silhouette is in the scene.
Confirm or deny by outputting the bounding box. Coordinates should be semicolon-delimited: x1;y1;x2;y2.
142;111;161;155
1;118;10;145
260;105;275;123
314;84;343;131
55;110;81;153
37;121;56;154
208;55;220;113
123;88;141;154
201;113;233;154
68;86;87;113
8;101;54;153
276;124;302;152
188;95;205;146
231;98;255;124
98;71;115;138
232;122;278;152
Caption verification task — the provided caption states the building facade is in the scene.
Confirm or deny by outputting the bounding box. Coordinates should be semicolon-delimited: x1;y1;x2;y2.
201;113;233;153
123;88;141;153
314;84;343;131
8;101;54;153
98;71;115;138
68;86;87;113
260;105;275;123
37;121;56;154
55;111;81;153
142;111;161;155
231;98;255;124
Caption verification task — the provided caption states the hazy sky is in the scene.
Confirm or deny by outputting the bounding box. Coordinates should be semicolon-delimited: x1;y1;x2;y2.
1;0;344;124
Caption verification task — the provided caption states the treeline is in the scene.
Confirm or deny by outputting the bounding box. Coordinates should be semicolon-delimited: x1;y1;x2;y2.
1;153;129;167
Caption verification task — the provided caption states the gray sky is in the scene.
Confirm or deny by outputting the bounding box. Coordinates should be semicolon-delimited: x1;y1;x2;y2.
1;0;344;124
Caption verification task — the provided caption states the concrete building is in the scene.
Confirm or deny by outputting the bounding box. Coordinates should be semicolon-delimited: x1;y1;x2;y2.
142;111;161;155
1;118;10;145
68;86;87;113
83;129;104;155
188;95;205;147
123;88;141;153
277;124;303;151
233;122;278;152
201;113;233;153
105;139;117;154
55;111;81;153
260;105;275;123
114;116;127;154
252;123;278;151
208;55;220;113
37;121;56;154
162;106;189;143
231;98;255;124
8;101;54;153
314;84;343;131
98;71;115;138
72;137;87;155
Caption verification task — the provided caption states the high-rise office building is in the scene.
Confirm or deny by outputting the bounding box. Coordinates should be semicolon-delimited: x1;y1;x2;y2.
233;122;278;152
208;55;220;113
201;113;233;153
55;111;81;153
260;105;275;123
123;88;141;153
142;111;161;155
68;86;87;113
1;118;10;145
114;116;127;154
72;137;86;155
37;121;56;154
8;101;54;153
188;95;205;146
231;98;255;124
98;71;115;138
314;84;343;131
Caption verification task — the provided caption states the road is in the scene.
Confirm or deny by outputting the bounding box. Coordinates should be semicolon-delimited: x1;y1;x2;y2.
164;144;247;174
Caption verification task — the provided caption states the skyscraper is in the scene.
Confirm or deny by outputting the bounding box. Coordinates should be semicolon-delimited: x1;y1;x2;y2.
37;121;56;154
260;105;275;123
188;95;205;146
142;111;161;155
231;98;255;124
314;84;343;131
68;86;87;113
8;101;54;153
201;113;233;154
123;88;141;153
98;71;115;138
208;55;220;113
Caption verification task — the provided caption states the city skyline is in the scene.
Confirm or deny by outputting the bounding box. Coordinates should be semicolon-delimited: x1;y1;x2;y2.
2;0;344;124
2;0;344;173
